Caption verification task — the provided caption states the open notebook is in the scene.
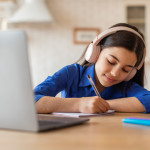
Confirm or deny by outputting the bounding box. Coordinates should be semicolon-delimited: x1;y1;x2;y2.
52;110;115;118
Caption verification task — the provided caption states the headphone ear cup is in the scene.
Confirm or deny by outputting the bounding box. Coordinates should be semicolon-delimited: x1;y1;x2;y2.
85;43;100;63
124;68;137;81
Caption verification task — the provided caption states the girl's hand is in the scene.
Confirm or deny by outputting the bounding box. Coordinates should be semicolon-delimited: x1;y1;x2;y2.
79;96;110;114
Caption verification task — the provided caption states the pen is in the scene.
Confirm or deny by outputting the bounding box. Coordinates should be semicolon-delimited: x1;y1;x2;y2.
122;117;150;126
87;74;101;97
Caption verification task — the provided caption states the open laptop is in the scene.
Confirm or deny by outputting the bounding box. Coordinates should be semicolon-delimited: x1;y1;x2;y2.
0;30;89;132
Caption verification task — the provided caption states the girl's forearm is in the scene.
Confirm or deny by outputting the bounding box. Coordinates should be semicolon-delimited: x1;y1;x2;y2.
106;97;145;113
35;96;110;114
35;96;80;114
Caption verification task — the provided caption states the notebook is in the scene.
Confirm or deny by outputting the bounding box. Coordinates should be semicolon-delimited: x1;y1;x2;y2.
52;110;115;118
0;30;89;132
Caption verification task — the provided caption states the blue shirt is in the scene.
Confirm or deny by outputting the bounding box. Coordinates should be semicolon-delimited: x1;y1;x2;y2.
34;63;150;113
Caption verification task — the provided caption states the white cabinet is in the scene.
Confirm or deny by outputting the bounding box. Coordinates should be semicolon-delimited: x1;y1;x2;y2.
124;0;150;89
124;0;150;59
127;6;145;36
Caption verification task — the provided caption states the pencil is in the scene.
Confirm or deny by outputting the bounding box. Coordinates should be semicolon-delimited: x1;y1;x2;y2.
87;74;101;97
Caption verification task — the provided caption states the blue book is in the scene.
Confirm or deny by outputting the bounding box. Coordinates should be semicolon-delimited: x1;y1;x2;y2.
122;117;150;126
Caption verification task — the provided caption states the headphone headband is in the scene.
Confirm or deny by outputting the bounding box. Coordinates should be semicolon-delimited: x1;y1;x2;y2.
91;26;146;70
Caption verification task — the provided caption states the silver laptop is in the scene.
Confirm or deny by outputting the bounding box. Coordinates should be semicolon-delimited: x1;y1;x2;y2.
0;30;89;132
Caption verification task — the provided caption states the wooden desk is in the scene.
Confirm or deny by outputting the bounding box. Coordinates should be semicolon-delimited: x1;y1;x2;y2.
1;113;150;150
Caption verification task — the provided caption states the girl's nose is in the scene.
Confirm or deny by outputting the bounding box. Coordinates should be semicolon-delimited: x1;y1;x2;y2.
110;67;120;77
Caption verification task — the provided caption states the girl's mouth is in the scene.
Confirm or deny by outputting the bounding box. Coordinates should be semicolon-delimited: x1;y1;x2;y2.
104;75;116;83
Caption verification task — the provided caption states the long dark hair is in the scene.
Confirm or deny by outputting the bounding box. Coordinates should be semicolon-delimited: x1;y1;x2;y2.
76;23;145;87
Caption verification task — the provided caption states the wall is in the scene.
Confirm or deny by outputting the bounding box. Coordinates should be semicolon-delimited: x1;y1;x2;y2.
9;0;150;90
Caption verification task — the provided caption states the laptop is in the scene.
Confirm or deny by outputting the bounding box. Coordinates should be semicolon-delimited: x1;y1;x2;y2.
0;30;89;132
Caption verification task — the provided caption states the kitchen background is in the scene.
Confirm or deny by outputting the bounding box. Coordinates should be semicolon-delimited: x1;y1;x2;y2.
1;0;150;91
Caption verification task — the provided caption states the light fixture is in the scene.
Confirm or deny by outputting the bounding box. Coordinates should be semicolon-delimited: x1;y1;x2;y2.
8;0;53;23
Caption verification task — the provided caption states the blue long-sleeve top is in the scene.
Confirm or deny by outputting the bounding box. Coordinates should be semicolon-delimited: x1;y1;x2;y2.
34;63;150;113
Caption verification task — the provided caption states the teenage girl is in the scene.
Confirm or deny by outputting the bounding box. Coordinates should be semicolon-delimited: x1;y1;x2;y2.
34;23;150;114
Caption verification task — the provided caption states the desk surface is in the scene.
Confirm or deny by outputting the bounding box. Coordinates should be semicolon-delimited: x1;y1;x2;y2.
1;113;150;150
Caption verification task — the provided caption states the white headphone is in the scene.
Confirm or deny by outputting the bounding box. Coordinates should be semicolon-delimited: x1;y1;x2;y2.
85;26;146;81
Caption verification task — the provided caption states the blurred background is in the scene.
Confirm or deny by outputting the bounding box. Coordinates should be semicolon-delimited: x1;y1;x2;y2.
0;0;150;90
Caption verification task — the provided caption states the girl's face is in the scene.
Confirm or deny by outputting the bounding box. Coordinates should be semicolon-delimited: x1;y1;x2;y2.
95;47;137;89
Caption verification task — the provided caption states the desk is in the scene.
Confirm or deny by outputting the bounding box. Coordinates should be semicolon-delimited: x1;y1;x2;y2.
1;113;150;150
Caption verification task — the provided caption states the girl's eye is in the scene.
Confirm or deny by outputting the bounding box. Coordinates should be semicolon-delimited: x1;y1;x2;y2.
123;68;133;73
122;69;129;73
107;59;131;73
107;59;132;73
107;59;115;65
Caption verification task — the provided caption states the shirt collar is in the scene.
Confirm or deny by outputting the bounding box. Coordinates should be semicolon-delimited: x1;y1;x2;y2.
79;64;95;87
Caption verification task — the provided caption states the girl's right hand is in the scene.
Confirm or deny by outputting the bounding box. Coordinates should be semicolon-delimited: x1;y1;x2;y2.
79;96;110;114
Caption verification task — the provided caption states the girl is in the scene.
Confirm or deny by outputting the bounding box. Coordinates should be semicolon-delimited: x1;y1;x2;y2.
34;23;150;114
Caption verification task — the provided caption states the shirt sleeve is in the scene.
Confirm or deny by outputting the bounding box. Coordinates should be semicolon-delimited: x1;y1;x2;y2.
125;82;150;113
34;66;69;102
